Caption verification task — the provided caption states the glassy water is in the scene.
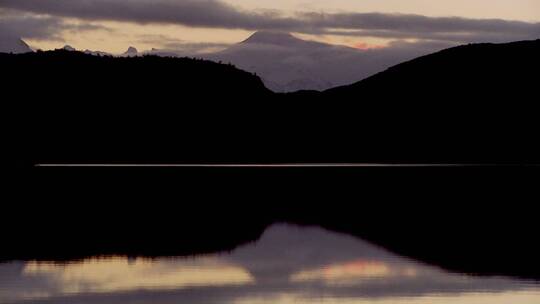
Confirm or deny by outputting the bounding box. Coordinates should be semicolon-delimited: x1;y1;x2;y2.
1;224;538;304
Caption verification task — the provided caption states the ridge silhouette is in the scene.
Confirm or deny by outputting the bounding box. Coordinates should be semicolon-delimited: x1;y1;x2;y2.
4;39;539;165
2;39;539;280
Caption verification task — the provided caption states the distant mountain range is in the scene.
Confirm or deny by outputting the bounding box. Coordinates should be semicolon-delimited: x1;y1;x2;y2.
3;38;540;166
206;31;440;92
0;31;444;92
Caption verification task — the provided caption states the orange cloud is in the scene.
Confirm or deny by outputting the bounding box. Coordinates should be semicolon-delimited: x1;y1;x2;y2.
353;42;385;50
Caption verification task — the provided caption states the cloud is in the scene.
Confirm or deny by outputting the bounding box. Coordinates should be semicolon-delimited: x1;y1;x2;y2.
312;28;540;44
136;34;232;54
0;10;66;41
0;0;282;29
0;9;109;41
299;12;540;34
1;0;539;43
352;42;385;50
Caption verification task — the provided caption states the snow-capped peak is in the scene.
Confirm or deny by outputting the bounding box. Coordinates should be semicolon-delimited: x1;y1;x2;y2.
63;45;76;51
0;36;33;54
123;46;138;56
242;31;299;45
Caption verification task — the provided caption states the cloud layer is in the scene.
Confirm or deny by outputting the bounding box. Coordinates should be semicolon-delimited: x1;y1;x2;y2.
1;0;539;43
0;9;107;41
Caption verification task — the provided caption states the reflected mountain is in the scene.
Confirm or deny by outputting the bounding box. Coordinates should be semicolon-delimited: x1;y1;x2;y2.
1;225;538;304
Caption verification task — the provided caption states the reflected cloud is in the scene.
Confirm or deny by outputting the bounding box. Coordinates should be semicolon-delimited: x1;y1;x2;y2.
17;257;253;300
290;259;408;284
0;224;539;304
233;290;540;304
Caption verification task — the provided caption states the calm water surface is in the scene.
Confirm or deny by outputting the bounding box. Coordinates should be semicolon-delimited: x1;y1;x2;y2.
1;224;538;304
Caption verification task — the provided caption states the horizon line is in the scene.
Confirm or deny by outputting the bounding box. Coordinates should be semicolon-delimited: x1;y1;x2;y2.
33;163;538;168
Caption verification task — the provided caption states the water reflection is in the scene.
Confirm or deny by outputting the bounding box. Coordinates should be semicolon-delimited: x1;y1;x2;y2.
24;257;253;292
1;224;538;304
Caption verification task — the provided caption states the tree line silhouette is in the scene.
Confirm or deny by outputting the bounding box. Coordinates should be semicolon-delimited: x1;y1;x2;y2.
3;40;540;166
2;40;539;280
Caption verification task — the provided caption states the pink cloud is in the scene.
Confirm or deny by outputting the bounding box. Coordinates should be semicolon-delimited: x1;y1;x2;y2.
353;42;385;50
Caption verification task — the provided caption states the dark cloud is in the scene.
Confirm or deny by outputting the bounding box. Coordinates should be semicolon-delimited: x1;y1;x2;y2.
299;12;540;34
294;13;540;43
0;9;109;41
0;11;66;41
316;28;540;44
0;0;290;29
1;0;539;43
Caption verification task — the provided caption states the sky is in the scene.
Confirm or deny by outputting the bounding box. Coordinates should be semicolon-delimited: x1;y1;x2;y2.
1;0;539;53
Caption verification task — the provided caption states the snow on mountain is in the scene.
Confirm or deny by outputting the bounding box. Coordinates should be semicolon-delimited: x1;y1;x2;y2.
144;48;183;57
123;46;138;57
28;31;447;92
84;49;111;56
62;45;76;51
206;31;442;92
0;36;32;54
241;31;306;46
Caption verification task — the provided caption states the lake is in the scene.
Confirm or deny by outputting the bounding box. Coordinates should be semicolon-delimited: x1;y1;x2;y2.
1;224;538;304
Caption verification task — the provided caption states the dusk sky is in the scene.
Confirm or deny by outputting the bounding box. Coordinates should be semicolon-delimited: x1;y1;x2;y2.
1;0;539;53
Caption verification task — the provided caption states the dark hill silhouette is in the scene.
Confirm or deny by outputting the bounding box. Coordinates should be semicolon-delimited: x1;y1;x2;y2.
1;49;270;97
2;50;273;167
312;39;540;163
326;39;540;98
2;41;539;280
4;40;540;166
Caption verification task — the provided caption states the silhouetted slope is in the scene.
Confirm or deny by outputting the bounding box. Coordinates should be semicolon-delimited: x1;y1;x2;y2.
1;49;269;96
305;39;540;163
326;39;540;99
0;36;32;54
5;41;540;166
210;31;431;92
2;50;273;166
2;44;539;280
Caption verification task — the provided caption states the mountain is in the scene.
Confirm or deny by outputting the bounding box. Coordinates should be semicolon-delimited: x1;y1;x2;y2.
3;39;539;166
2;41;539;281
325;39;540;99
123;46;138;56
207;31;438;92
144;48;180;57
0;36;32;54
84;49;111;56
2;49;273;167
4;40;540;278
89;31;441;92
61;45;76;51
306;39;540;162
241;30;307;46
